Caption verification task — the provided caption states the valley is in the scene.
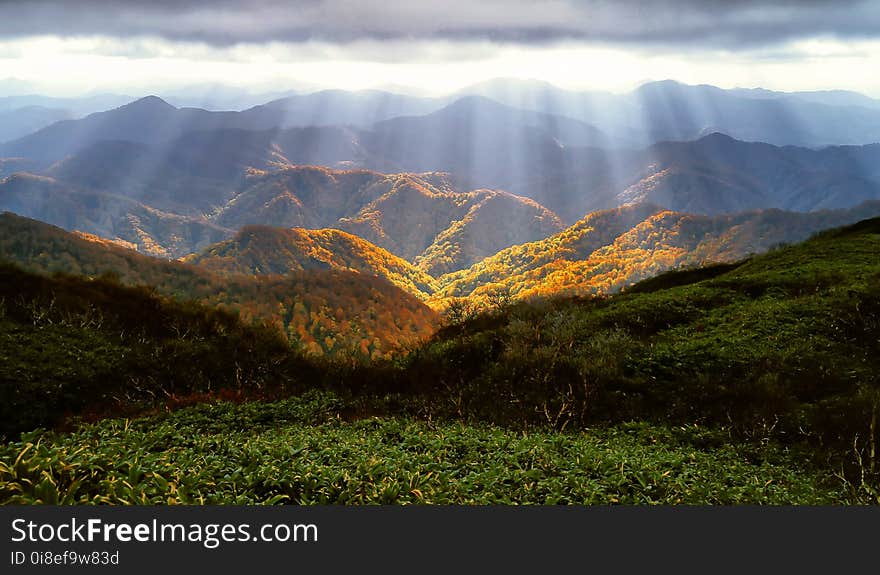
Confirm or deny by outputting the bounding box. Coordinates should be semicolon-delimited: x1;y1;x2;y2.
2;77;879;506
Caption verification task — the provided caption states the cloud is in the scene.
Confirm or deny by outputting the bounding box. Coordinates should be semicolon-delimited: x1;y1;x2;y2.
0;0;878;49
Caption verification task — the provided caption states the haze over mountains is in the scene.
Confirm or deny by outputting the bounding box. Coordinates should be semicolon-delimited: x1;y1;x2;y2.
2;78;880;323
461;78;880;147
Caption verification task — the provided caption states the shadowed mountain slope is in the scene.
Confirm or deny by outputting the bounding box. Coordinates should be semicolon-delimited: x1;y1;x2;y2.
0;213;439;357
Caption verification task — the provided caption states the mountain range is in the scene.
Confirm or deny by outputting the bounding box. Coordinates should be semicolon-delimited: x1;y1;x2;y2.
460;78;880;147
4;127;879;261
2;78;880;349
10;194;872;315
0;164;563;270
4;86;880;226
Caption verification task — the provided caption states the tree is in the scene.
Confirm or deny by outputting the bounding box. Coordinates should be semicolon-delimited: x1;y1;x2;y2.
444;298;478;325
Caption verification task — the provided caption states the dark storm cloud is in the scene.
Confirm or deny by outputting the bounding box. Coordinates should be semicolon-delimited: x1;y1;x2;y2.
0;0;878;48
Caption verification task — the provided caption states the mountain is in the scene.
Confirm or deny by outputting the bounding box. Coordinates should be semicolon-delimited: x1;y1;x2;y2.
0;172;232;257
183;226;439;299
436;201;880;303
411;189;562;276
358;96;607;193
217;166;564;273
253;89;445;127
373;95;608;148
3;157;563;266
512;133;880;220
456;78;636;145
0;91;438;168
613;133;880;214
0;213;439;357
620;80;880;147
0;106;73;143
41;125;363;216
436;203;664;300
462;78;880;148
0;96;292;166
730;87;880;110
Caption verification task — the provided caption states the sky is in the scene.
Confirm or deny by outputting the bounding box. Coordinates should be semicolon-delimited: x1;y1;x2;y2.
2;0;880;97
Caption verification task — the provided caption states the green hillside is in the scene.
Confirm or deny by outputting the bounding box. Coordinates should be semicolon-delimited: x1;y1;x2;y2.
0;263;313;437
406;217;880;457
2;216;878;504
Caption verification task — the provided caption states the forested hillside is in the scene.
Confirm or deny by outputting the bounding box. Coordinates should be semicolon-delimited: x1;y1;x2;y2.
436;201;880;303
0;213;439;356
184;225;438;299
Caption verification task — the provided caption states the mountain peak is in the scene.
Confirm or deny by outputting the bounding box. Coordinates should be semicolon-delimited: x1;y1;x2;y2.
698;132;738;144
634;79;687;92
120;95;175;112
437;95;518;116
460;77;562;94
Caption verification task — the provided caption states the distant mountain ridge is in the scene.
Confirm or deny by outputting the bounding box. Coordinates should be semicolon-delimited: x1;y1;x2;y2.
0;106;72;143
508;133;880;219
4;88;880;226
457;78;880;147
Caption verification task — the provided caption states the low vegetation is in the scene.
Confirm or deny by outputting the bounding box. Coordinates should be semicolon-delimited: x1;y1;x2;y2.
1;216;879;504
0;264;318;437
0;393;856;504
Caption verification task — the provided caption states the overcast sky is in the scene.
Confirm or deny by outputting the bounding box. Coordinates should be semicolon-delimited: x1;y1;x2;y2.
2;0;880;96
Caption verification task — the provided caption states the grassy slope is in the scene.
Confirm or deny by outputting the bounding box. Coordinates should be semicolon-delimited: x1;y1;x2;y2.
0;393;850;504
0;264;316;437
1;217;878;504
395;217;880;466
